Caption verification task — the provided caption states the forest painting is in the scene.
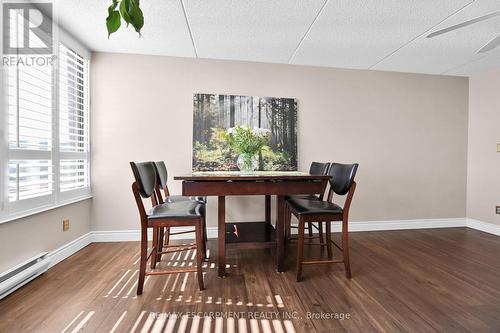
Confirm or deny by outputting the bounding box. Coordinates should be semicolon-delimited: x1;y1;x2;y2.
192;94;298;171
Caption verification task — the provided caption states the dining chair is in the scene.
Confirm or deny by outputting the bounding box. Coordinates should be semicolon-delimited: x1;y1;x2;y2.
153;161;207;261
154;161;207;204
285;161;330;241
286;163;358;281
130;161;205;294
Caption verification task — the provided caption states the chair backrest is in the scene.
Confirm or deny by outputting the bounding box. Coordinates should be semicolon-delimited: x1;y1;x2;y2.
309;162;330;200
130;161;156;199
328;163;359;196
154;161;169;190
153;161;170;202
309;162;330;175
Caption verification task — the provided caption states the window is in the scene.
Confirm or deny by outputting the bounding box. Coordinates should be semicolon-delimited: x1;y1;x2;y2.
58;45;90;198
1;13;91;222
7;54;54;207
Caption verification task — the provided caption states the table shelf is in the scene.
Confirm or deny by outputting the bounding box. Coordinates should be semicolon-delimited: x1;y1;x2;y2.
225;222;276;249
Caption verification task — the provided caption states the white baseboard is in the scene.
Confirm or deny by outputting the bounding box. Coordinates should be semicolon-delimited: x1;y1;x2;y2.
346;217;467;232
48;232;93;268
91;227;219;242
90;218;467;242
288;218;467;234
206;227;218;239
43;217;499;272
466;218;500;236
91;229;146;242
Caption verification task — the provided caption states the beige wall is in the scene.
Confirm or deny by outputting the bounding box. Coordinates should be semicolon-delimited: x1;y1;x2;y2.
467;69;500;225
90;52;468;230
0;200;91;272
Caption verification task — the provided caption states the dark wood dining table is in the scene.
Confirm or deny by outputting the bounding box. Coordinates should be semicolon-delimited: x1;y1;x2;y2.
174;171;330;277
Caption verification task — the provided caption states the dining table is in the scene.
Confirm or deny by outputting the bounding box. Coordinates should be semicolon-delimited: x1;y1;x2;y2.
174;171;330;277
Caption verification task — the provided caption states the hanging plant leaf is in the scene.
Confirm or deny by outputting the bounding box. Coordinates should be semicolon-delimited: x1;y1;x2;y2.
106;0;121;38
128;0;144;35
119;0;132;27
106;0;144;38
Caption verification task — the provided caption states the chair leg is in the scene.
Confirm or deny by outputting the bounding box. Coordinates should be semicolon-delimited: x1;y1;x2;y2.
164;227;170;246
195;222;205;290
150;227;158;269
307;221;313;237
296;216;305;282
201;214;207;260
342;217;351;278
284;206;291;255
157;227;164;262
289;207;293;242
285;205;291;242
326;221;333;260
318;222;324;250
137;228;148;295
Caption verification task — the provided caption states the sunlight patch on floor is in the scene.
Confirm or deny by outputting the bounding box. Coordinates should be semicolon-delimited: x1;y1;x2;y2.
60;305;298;333
109;311;127;333
60;311;95;333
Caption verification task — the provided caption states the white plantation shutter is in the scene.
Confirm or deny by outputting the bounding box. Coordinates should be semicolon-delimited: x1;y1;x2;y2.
7;62;54;205
1;14;91;221
59;44;89;153
5;10;55;213
58;44;90;198
9;160;53;201
59;159;88;192
8;65;53;151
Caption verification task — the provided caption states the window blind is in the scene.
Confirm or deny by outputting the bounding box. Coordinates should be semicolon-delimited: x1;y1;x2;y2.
59;44;89;153
6;10;54;207
58;44;90;195
9;160;53;201
1;12;91;221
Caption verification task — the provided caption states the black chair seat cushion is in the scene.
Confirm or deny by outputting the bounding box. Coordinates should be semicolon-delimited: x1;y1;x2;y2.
148;201;203;220
284;194;320;201
166;195;207;204
287;198;343;215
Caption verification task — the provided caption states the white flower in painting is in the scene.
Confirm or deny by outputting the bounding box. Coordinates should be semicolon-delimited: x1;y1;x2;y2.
252;127;271;137
227;127;236;134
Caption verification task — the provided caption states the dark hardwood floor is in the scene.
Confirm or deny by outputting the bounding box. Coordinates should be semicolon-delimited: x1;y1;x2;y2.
1;227;500;332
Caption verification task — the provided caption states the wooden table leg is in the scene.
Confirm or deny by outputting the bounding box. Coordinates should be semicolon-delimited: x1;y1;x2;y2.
218;196;226;277
276;195;285;273
265;195;271;224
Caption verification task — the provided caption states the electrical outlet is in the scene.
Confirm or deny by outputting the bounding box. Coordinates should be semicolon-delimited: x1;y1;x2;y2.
497;144;500;152
496;206;500;215
63;219;70;232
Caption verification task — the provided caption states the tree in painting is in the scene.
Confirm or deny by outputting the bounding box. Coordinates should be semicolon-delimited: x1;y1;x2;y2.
192;94;298;171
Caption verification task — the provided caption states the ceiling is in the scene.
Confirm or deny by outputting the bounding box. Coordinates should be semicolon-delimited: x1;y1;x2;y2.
56;0;500;77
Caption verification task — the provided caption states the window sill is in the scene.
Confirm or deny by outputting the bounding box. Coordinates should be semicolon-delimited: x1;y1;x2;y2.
0;195;93;225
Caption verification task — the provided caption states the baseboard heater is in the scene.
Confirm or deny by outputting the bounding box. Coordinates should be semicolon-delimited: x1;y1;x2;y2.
0;252;50;300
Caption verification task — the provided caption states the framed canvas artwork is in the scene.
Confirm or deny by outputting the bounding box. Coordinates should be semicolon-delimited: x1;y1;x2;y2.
192;94;298;171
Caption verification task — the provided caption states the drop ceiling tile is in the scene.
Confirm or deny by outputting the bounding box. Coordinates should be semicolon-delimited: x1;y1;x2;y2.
51;0;500;76
56;0;195;57
184;0;326;63
445;46;500;76
374;0;500;75
292;0;473;70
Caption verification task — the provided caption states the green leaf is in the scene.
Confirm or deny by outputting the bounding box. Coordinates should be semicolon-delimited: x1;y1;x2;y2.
106;10;121;38
128;0;144;35
106;0;121;38
105;0;144;38
108;0;119;11
119;0;132;27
